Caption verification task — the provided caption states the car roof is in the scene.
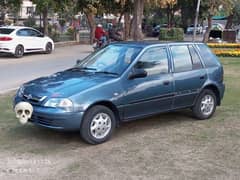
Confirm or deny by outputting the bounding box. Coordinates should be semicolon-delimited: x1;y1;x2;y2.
0;26;34;30
112;41;204;48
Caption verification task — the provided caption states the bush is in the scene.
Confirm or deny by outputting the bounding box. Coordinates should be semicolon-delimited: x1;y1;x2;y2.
207;43;240;48
159;28;184;41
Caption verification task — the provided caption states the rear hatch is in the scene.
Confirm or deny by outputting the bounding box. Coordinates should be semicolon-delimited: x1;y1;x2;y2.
0;28;15;42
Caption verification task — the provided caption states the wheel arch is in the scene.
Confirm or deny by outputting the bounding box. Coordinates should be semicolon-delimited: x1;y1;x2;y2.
45;41;53;50
85;101;121;126
202;84;221;105
16;44;24;52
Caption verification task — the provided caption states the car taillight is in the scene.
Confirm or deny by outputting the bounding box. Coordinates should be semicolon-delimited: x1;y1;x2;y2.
0;37;12;41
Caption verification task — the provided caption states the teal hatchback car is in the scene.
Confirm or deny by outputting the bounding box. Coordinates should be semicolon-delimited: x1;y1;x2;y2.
14;42;225;144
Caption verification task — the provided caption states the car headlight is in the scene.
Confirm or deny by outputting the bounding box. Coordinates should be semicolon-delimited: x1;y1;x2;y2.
18;85;25;97
44;98;73;111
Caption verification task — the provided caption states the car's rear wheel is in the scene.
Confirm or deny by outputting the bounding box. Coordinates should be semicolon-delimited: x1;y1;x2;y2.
14;45;24;58
45;42;52;54
192;89;217;120
80;105;116;144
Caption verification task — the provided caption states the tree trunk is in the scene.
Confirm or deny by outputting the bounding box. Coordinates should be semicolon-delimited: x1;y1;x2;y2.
203;15;212;43
43;7;48;35
132;0;144;41
167;5;171;28
0;11;6;25
225;14;233;29
124;12;130;40
85;11;96;44
40;13;42;30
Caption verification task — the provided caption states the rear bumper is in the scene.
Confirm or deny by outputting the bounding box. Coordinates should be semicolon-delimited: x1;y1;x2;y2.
220;83;225;100
0;43;15;54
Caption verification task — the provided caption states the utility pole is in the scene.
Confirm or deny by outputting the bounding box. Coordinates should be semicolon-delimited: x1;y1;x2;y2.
193;0;201;42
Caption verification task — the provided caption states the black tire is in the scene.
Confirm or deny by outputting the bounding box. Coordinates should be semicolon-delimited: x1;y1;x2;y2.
14;45;24;58
192;89;217;120
80;105;116;144
45;42;52;54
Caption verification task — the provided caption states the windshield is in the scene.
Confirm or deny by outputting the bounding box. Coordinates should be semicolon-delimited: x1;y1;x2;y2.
76;44;142;75
0;28;15;34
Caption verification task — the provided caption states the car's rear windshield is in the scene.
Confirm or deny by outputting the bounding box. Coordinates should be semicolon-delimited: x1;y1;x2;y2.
0;28;15;34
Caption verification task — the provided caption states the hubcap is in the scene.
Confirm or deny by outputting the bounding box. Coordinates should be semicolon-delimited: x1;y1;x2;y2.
90;113;112;139
17;47;23;55
47;44;52;52
200;94;214;116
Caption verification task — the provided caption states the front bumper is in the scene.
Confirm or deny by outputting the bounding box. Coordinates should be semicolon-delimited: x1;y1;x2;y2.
14;96;84;131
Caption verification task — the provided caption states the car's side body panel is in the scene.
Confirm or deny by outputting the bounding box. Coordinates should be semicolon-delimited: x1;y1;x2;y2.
13;42;225;131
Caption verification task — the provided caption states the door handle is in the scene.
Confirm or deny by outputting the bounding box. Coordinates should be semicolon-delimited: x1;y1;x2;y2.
163;81;170;85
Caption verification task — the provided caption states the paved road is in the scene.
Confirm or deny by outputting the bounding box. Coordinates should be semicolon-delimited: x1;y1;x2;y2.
0;45;92;93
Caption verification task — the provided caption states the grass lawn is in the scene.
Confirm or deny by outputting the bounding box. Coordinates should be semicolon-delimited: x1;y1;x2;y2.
0;57;239;179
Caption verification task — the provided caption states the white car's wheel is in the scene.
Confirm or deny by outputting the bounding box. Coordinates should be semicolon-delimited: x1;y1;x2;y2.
14;45;24;58
45;42;53;54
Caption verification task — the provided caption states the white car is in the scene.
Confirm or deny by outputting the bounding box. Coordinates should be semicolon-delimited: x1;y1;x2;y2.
0;26;54;58
186;24;203;34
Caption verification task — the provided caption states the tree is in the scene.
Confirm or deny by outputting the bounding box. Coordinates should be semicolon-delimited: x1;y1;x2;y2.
0;0;22;25
178;0;199;31
225;0;240;29
131;0;177;40
202;0;233;42
75;0;103;43
32;0;62;35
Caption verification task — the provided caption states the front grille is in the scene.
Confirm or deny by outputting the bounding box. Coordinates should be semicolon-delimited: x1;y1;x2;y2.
30;114;54;126
22;93;46;105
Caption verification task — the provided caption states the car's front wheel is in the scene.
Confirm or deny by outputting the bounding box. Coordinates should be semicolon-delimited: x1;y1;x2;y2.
14;45;24;58
192;89;217;120
80;105;116;144
45;42;53;54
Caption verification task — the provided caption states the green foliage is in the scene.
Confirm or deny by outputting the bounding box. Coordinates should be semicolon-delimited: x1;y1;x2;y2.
232;1;240;25
66;27;75;36
23;17;36;27
159;28;184;41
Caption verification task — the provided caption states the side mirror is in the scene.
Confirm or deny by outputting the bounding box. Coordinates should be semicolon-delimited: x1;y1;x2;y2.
128;68;147;80
76;59;81;65
38;33;44;38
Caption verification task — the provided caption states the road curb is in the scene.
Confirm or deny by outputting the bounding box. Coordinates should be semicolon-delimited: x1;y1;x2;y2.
54;41;81;48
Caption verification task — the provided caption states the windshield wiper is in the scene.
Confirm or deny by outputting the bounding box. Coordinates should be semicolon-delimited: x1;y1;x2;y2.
95;71;119;76
69;67;97;72
78;67;97;71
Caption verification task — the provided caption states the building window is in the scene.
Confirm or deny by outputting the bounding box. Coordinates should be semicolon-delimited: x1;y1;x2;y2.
27;7;34;15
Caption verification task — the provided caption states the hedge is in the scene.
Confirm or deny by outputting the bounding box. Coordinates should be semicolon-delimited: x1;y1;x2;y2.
159;28;184;41
207;43;240;48
212;49;240;57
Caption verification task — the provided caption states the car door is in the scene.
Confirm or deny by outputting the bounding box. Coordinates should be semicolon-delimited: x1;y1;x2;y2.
15;28;33;51
121;46;174;120
170;45;207;108
28;29;46;50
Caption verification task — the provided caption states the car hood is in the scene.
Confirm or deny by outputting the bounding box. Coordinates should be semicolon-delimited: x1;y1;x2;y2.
22;69;116;98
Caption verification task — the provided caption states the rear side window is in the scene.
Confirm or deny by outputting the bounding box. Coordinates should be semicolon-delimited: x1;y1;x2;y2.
28;29;42;37
171;45;192;73
0;28;15;34
16;29;30;36
196;44;220;67
188;45;203;69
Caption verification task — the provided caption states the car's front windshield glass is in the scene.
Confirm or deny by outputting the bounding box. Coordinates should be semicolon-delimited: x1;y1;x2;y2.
76;44;142;75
